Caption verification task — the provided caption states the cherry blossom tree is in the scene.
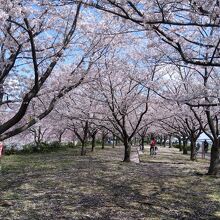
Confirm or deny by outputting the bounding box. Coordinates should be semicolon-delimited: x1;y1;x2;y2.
72;0;220;175
0;1;83;140
2;0;219;175
0;1;114;142
87;59;156;161
54;84;99;155
185;67;220;174
76;1;220;65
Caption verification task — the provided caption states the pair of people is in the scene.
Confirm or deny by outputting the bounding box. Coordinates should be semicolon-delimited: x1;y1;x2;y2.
196;140;209;159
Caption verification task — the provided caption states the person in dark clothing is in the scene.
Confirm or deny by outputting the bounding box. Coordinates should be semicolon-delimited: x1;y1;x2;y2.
204;140;209;153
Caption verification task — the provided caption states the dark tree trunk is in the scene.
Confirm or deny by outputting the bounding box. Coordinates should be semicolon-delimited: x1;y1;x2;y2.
58;129;66;143
0;83;4;103
81;141;86;156
101;133;105;149
91;134;96;152
163;135;167;147
141;136;144;150
159;135;163;146
203;69;219;175
178;136;182;151
190;137;197;161
58;134;62;143
169;135;172;148
182;138;188;154
74;121;89;156
208;138;220;175
58;133;63;144
123;140;131;162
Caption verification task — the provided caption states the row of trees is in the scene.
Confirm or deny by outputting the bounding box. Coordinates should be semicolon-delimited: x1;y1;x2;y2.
0;0;219;175
75;0;220;175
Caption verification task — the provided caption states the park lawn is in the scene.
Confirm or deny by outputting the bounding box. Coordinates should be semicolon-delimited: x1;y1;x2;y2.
0;145;220;220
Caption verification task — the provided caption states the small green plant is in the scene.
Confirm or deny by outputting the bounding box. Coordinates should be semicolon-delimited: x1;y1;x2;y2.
37;141;62;153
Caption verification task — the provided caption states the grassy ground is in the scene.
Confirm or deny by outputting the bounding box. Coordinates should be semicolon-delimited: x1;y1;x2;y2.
0;145;219;220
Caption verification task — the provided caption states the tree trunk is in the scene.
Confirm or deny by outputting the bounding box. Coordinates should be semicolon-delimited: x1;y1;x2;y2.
123;140;131;162
101;133;105;149
58;133;62;143
208;138;220;175
182;138;188;154
141;136;144;150
91;134;96;152
159;135;163;146
169;135;172;148
81;141;86;156
163;135;167;147
190;137;197;161
58;129;66;143
178;136;182;151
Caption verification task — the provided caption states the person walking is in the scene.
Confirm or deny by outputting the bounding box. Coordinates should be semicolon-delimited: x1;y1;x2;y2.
204;140;209;153
150;137;157;155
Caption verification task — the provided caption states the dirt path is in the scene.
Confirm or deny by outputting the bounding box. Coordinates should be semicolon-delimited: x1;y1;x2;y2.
140;145;211;162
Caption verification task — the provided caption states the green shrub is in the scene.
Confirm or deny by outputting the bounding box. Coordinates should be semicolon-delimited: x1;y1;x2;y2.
3;141;81;156
4;144;19;155
37;141;61;153
64;142;78;148
20;143;35;154
172;144;180;149
172;144;191;151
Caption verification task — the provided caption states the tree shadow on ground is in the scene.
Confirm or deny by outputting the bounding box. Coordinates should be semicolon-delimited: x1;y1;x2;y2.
0;146;219;219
